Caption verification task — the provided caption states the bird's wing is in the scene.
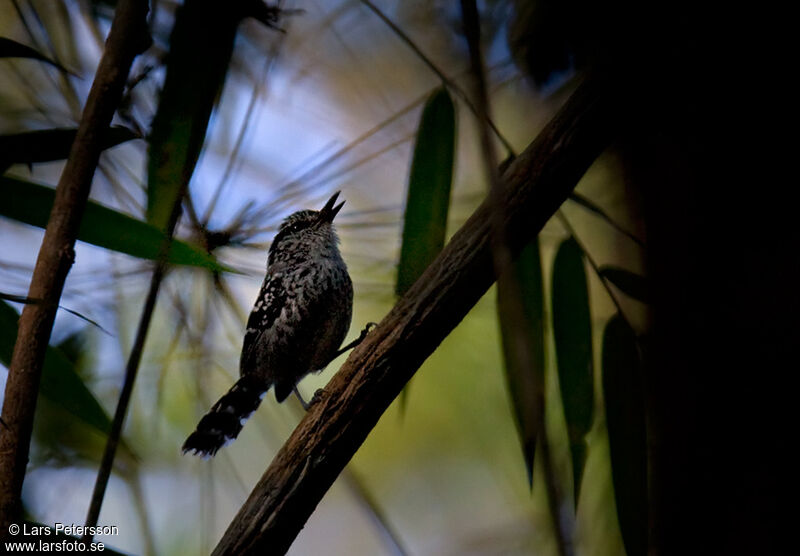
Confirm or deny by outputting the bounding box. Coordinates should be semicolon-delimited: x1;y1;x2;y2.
239;268;351;384
240;271;287;374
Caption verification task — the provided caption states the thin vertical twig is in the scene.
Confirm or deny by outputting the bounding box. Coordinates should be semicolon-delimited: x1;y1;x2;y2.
82;252;169;538
84;127;196;536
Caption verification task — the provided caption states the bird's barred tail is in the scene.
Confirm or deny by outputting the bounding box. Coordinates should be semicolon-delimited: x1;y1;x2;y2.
182;375;266;457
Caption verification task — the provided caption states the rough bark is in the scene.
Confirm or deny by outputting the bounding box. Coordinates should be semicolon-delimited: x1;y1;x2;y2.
0;0;149;536
212;78;617;555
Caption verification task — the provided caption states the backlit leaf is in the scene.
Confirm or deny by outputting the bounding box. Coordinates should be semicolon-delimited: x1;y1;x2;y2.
0;126;139;173
396;86;456;409
602;314;647;556
396;87;456;296
0;176;226;271
146;0;246;230
497;238;545;486
552;237;594;507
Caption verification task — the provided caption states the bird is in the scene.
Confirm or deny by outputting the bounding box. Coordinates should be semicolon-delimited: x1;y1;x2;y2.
182;192;359;457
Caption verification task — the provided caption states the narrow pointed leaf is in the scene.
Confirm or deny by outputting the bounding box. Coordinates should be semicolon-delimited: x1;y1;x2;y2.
396;86;456;409
0;126;139;172
0;37;73;74
0;292;109;333
602;314;647;556
396;86;456;296
552;237;594;507
0;292;35;304
600;266;649;302
0;176;226;271
0;301;112;436
497;238;545;485
146;0;244;230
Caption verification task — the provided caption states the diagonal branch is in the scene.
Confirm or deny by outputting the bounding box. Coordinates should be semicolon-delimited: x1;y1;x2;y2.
212;77;616;555
0;0;150;536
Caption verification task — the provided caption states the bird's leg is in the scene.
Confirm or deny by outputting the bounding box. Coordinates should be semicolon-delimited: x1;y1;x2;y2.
295;387;328;411
295;323;379;412
333;322;377;358
310;388;326;407
294;324;378;413
293;386;310;411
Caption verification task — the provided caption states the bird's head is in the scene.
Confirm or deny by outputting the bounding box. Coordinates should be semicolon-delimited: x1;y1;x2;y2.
268;192;345;263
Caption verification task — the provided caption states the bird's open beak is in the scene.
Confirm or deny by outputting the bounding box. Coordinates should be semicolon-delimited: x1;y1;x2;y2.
318;191;345;223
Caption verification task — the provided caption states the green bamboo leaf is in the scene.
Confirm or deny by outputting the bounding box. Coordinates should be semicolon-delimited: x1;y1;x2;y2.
146;0;245;230
497;238;545;486
396;86;456;296
146;1;288;230
600;266;649;302
602;314;647;556
0;176;226;271
0;126;139;173
396;86;455;409
552;237;594;507
0;300;111;436
0;37;73;75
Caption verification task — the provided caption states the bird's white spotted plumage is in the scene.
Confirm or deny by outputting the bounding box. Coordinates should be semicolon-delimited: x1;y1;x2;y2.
183;193;353;457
